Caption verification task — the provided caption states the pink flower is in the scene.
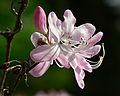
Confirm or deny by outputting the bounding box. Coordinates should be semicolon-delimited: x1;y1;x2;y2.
30;6;105;89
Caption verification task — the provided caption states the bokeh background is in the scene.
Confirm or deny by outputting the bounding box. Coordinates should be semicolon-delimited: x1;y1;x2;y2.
0;0;120;96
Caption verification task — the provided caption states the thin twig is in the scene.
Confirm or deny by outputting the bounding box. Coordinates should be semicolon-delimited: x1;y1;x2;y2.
0;0;29;95
0;36;13;95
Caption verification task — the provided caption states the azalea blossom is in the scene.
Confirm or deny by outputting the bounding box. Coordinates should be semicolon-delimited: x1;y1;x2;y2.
29;6;105;89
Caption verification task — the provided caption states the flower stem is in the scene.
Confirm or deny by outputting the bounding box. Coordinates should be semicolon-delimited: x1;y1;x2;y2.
0;37;13;95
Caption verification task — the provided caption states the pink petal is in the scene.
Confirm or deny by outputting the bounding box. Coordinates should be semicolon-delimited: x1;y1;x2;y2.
30;44;60;62
29;61;50;77
75;66;85;79
87;32;103;48
34;6;47;34
48;12;61;42
62;9;76;36
71;23;96;41
82;23;96;38
74;69;85;89
69;59;85;89
31;32;44;47
82;45;101;58
76;54;92;72
57;54;70;68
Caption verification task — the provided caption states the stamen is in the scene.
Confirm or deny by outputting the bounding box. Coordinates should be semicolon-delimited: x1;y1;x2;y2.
86;59;98;63
54;59;64;68
74;44;80;47
90;43;105;69
60;40;65;44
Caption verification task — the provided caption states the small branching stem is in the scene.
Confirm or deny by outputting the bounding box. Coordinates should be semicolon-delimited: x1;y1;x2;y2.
0;0;29;95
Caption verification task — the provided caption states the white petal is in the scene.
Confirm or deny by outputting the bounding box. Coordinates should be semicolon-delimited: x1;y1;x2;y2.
56;19;63;33
48;12;61;42
82;23;96;38
62;9;76;36
30;44;60;62
71;23;95;41
29;61;50;77
31;32;44;47
71;26;84;41
60;44;73;57
49;28;58;43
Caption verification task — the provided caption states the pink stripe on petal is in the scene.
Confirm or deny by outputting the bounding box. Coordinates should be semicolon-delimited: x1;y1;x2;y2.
74;70;85;89
75;66;85;79
29;61;50;77
30;44;60;62
84;45;101;57
87;32;103;48
57;54;70;68
69;59;85;89
77;45;101;58
76;54;92;72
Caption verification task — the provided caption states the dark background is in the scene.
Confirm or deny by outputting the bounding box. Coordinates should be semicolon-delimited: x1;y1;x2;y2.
0;0;120;96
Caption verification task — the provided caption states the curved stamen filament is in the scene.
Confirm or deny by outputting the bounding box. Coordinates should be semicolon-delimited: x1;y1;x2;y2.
89;43;105;69
55;59;64;68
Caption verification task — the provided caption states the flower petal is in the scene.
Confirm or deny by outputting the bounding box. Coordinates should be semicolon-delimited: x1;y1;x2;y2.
87;32;103;48
62;9;76;36
82;45;101;58
30;44;60;62
49;28;59;43
48;12;61;42
76;54;92;72
74;69;85;89
82;23;96;38
75;66;85;79
57;54;70;68
31;32;45;47
29;61;50;77
34;6;47;34
71;23;96;41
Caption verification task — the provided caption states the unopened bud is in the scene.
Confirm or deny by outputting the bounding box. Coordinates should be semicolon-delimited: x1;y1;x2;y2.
34;6;47;34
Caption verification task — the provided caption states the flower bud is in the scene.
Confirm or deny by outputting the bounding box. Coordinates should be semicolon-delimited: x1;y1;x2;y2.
34;6;47;34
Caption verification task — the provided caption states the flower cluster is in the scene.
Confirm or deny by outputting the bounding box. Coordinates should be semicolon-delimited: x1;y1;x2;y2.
29;6;105;89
